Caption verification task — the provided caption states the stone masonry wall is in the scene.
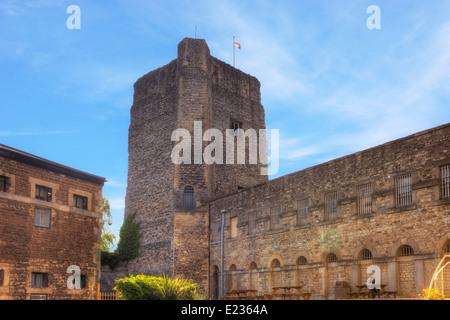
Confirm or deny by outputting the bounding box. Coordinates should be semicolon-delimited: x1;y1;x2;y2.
210;123;450;299
0;156;103;300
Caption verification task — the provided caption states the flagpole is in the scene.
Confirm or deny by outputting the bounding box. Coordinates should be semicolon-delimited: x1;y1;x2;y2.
233;36;235;67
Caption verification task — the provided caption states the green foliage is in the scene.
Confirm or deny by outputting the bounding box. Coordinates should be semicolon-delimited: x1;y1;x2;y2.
116;212;141;261
100;198;116;252
101;212;141;269
114;274;206;300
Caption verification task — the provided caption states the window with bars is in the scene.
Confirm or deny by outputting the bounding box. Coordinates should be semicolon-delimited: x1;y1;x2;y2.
183;186;194;211
324;192;338;220
31;272;48;288
35;185;52;202
34;206;51;228
230;119;242;131
297;199;308;226
327;253;338;263
271;206;281;230
359;249;373;261
398;245;414;257
248;211;258;235
395;174;412;208
357;183;372;214
441;164;450;200
73;194;88;210
0;176;7;192
297;256;307;266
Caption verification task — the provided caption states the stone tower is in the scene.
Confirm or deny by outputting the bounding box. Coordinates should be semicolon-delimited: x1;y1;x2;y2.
124;38;267;290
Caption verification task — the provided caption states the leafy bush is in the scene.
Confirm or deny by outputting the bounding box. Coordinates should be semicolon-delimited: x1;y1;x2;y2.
114;274;206;300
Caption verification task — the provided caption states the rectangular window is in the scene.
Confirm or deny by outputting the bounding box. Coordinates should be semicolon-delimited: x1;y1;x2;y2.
249;212;257;235
0;176;7;192
395;174;412;207
35;185;52;202
31;272;48;288
34;206;51;228
230;216;238;238
441;164;450;200
271;206;281;230
297;199;308;226
30;294;48;300
0;269;4;286
357;183;372;214
324;192;338;220
73;194;88;210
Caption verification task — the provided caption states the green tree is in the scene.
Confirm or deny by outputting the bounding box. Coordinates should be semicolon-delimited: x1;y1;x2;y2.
101;198;117;252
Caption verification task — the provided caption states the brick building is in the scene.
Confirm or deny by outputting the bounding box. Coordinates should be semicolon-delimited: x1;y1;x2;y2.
0;144;106;300
124;38;450;299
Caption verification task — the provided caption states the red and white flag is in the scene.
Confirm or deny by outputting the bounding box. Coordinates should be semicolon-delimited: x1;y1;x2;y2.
234;41;241;49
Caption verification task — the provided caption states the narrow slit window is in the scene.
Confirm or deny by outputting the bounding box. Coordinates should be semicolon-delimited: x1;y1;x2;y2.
249;211;257;235
297;199;308;226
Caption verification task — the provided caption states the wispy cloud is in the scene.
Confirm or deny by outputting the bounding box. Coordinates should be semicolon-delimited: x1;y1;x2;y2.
0;130;75;137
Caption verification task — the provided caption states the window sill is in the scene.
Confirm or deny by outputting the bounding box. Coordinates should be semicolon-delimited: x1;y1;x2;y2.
318;218;343;226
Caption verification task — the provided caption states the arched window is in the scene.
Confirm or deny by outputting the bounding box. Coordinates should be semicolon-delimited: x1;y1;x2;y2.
297;256;307;266
397;245;414;257
271;259;281;269
183;186;194;211
359;249;373;261
327;253;338;264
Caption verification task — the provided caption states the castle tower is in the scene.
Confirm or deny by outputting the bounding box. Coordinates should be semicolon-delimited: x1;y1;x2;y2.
124;38;267;290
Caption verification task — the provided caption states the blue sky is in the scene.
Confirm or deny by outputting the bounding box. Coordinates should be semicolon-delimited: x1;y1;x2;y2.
1;0;450;242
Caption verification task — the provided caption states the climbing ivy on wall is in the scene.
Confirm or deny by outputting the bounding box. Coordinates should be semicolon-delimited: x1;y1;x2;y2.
101;212;142;269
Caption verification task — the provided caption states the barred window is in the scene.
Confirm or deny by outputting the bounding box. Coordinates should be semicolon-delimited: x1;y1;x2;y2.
398;245;414;257
271;206;281;230
183;186;194;211
297;256;307;266
0;176;7;192
34;206;51;228
395;174;412;208
297;199;308;226
441;164;450;200
327;253;338;263
248;211;257;235
359;249;373;261
35;185;52;202
31;272;48;288
73;194;88;210
324;192;338;220
357;183;372;214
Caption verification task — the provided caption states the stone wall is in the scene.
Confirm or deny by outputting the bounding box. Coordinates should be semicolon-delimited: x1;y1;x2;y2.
0;148;104;300
209;123;450;299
